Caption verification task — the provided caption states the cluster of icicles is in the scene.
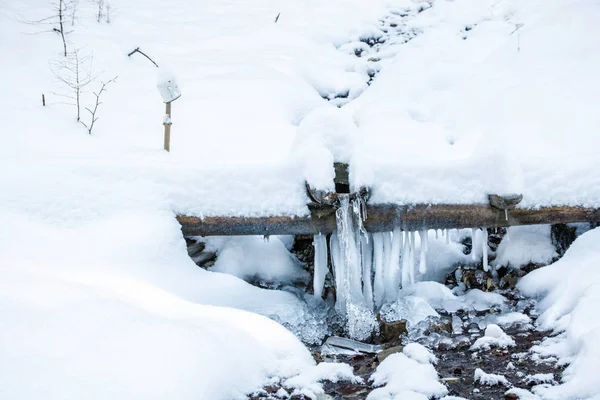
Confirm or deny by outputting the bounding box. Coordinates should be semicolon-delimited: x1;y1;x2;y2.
312;194;492;340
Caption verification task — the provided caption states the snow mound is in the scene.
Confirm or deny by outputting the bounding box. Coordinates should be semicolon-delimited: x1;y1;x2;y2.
0;265;316;400
493;225;557;269
471;324;516;351
403;343;437;365
525;373;555;385
208;236;310;285
368;353;447;400
284;362;362;398
519;228;600;399
474;368;511;387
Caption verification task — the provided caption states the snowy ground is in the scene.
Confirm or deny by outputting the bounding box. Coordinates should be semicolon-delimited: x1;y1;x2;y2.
1;0;600;398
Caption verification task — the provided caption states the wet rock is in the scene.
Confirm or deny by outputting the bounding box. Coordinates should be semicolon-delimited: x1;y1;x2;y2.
191;251;216;267
335;384;368;396
264;385;279;394
186;241;205;257
313;352;323;363
426;320;453;335
489;194;523;210
467;322;480;333
376;345;404;363
499;271;518;289
551;223;577;256
376;319;407;343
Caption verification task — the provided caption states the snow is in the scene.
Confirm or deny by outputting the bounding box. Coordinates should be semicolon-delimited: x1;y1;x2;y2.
0;255;317;400
284;362;362;398
444;289;507;313
403;343;437;365
368;353;448;400
505;388;543;400
494;312;532;328
471;324;516;351
519;228;600;400
208;236;310;285
474;368;511;387
349;0;600;208
525;373;555;385
493;225;558;269
2;0;600;396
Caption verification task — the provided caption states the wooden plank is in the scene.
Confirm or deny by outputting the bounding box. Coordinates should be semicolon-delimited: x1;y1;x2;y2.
177;204;600;237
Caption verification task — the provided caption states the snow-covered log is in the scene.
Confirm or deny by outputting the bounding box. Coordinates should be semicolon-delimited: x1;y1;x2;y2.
177;205;600;237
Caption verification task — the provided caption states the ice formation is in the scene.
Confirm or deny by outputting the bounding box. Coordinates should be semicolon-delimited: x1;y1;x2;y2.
419;229;428;274
313;233;328;298
313;195;498;340
330;195;377;340
319;195;442;339
482;227;489;272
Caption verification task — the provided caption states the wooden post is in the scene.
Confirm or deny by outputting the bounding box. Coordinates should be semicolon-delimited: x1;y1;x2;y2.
164;101;172;152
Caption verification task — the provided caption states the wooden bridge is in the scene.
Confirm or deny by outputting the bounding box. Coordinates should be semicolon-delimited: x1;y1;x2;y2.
176;163;599;237
177;203;600;237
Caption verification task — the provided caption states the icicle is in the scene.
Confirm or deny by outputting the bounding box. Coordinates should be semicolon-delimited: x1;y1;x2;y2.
372;232;385;309
313;233;328;298
384;228;402;303
418;229;428;274
360;234;374;310
353;195;368;240
445;228;449;244
435;229;439;240
401;231;410;288
482;227;489;272
471;228;479;261
409;231;416;284
505;208;508;221
329;233;345;312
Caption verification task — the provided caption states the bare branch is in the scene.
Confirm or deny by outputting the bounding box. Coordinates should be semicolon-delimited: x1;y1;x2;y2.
81;76;117;135
127;47;159;68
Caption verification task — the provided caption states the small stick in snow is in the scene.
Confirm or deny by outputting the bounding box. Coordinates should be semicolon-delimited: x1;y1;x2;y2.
127;47;159;68
274;12;281;23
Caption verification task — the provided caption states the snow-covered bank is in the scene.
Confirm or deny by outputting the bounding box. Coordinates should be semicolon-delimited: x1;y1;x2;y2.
348;0;600;207
519;228;600;399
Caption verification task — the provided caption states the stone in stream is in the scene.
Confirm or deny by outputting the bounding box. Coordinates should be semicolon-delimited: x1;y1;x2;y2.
376;319;407;343
376;345;404;363
324;336;382;354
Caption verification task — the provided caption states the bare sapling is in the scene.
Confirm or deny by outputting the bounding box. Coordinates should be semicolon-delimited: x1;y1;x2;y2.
21;0;73;56
80;77;117;135
96;0;105;22
50;48;100;121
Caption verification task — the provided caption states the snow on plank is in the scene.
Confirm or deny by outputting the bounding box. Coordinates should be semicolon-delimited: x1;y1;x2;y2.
177;204;600;236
